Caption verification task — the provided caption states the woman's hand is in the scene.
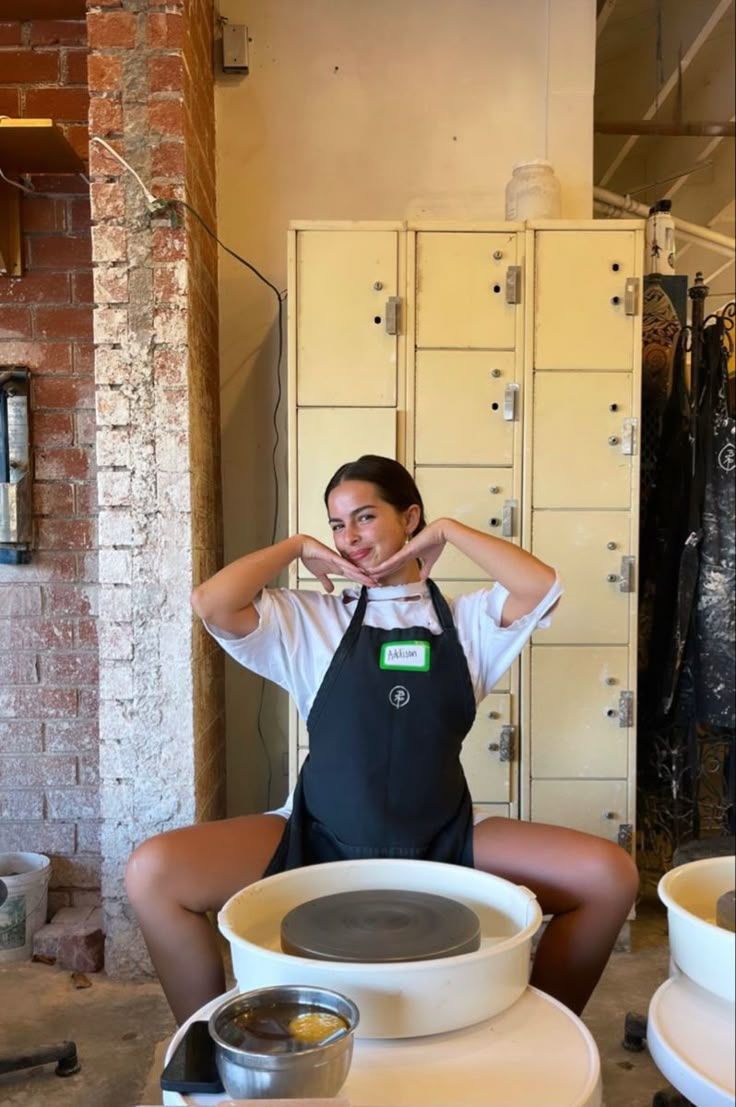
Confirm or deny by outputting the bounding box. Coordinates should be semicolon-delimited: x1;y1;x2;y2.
372;519;449;582
299;535;378;592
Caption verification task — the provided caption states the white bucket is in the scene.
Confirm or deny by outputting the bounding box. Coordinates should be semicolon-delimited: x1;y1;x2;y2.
0;852;51;963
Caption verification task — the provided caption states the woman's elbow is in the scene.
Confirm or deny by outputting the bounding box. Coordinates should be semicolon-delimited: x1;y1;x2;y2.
190;584;209;620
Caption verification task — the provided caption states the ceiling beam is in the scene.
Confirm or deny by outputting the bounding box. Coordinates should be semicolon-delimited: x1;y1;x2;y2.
598;0;734;186
596;0;618;38
665;117;736;200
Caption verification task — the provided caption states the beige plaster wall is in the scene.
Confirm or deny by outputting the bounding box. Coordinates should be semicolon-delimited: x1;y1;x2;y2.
214;0;597;814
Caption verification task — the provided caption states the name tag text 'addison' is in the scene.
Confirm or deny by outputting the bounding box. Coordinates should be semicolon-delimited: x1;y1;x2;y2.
379;641;430;671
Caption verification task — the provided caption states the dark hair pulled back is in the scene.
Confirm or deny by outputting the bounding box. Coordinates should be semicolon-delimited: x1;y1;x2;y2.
324;455;427;536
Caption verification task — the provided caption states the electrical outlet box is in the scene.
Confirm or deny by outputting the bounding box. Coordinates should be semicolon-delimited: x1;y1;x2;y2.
222;23;249;73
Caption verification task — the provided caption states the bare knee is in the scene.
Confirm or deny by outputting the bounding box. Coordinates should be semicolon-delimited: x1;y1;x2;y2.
585;838;639;913
126;834;173;908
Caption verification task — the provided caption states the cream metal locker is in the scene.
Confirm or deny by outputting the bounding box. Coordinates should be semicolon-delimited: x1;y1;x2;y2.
415;231;519;350
296;228;401;407
414;350;518;467
523;221;642;847
530;646;631;778
289;219;643;850
533;228;640;370
532;372;636;509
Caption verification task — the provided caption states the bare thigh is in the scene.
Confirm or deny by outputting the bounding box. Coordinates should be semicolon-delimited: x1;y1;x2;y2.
128;813;287;914
472;816;635;914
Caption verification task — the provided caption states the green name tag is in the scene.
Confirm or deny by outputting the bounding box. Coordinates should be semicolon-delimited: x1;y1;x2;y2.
379;641;430;671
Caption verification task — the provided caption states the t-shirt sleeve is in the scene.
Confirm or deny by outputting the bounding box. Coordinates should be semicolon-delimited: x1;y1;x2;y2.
202;587;341;717
454;575;564;700
203;588;303;696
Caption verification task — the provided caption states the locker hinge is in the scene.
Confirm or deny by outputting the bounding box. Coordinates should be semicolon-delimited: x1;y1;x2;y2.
619;555;635;593
617;823;634;853
502;498;517;538
505;265;522;304
487;724;515;761
618;690;634;727
499;725;515;762
624;277;640;315
503;382;519;421
622;418;638;455
384;296;402;335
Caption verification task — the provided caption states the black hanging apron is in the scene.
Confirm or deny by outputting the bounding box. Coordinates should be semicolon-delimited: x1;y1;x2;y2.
264;579;477;875
693;318;735;729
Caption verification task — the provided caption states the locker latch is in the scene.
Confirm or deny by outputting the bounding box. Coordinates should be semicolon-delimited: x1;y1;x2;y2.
617;823;633;853
624;277;640;315
619;555;635;593
487;725;514;761
503;382;519;421
618;690;634;727
622;418;638;455
384;296;402;335
502;499;517;538
505;265;522;304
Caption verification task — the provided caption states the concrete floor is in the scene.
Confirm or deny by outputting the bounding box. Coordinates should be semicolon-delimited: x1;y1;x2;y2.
0;895;683;1107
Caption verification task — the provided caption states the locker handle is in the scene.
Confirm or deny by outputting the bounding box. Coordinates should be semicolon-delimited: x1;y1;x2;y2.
503;383;519;421
384;296;401;335
501;499;516;538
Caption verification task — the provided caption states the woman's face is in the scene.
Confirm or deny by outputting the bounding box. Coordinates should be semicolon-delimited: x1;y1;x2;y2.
327;480;420;584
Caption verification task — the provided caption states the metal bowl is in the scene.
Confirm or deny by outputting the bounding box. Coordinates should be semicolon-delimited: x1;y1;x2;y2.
208;984;359;1100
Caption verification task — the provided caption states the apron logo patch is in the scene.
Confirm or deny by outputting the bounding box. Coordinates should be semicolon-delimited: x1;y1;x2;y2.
380;641;430;671
389;685;411;709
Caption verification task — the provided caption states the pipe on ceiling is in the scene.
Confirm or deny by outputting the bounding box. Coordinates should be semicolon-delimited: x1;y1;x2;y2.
593;186;736;259
595;121;735;137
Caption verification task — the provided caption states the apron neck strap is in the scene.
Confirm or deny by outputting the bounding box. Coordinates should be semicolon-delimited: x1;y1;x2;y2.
426;578;455;630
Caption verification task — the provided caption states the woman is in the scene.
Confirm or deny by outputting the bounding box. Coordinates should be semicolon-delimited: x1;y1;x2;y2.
126;455;638;1024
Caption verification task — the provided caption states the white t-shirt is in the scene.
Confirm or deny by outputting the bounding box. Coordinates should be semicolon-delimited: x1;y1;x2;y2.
206;576;563;819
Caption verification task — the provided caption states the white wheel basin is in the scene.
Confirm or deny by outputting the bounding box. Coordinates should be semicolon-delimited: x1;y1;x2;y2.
219;859;542;1039
658;855;736;1003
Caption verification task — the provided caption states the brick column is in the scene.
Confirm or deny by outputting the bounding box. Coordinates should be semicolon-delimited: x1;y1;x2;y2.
87;0;224;976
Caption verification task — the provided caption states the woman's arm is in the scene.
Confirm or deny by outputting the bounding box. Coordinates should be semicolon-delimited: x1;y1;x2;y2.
373;518;557;625
190;534;378;638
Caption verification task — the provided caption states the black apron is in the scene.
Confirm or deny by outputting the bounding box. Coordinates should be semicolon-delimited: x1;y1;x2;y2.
264;579;477;874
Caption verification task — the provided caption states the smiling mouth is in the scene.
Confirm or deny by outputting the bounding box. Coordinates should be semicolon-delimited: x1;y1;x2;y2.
349;549;372;562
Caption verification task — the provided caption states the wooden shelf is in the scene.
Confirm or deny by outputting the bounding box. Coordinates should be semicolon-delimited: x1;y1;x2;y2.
0;119;85;174
1;0;86;17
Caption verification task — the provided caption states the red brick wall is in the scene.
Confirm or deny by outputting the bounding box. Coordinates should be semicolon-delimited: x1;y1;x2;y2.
0;15;100;911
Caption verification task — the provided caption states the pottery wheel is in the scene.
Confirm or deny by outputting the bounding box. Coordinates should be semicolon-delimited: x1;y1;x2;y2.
280;889;481;963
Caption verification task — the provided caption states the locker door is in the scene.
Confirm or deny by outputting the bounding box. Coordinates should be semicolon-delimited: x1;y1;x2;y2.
417;467;518;579
534;230;639;370
297;408;396;560
416;232;518;349
532;510;633;644
532;373;635;508
461;693;513;803
531;779;629;844
415;351;517;466
530;646;630;778
296;230;399;406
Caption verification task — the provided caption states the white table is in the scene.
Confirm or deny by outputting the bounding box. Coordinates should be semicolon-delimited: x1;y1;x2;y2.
647;971;735;1107
161;985;602;1107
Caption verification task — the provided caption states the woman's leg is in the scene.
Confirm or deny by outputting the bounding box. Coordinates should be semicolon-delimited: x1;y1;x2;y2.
473;818;638;1015
125;813;286;1024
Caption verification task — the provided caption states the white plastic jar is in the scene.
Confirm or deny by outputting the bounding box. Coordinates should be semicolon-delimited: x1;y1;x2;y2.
505;160;561;220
